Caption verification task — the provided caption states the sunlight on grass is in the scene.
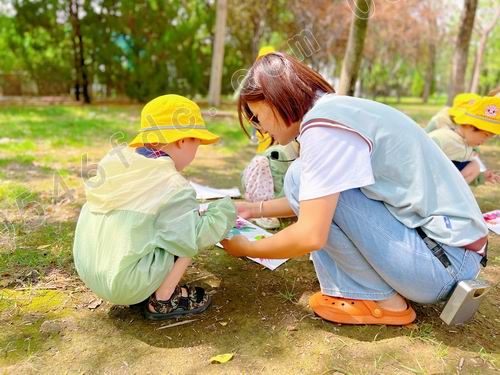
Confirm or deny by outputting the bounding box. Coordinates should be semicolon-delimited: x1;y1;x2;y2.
0;182;38;208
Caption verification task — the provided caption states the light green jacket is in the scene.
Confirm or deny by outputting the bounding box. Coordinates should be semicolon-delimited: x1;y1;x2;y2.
73;147;236;305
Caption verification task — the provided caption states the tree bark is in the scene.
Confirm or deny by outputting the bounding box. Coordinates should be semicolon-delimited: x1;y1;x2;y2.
338;0;372;96
447;0;478;105
208;0;228;107
422;43;436;103
69;0;90;103
69;1;81;101
469;7;500;93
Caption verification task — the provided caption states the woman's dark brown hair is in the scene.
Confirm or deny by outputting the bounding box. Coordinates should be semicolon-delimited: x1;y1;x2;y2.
237;52;335;137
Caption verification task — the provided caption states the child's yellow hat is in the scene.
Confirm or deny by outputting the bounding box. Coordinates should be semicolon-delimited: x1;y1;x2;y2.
257;45;275;59
453;96;500;135
129;95;220;147
448;93;481;118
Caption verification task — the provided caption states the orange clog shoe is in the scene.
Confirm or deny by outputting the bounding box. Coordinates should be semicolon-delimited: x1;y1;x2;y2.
309;292;416;325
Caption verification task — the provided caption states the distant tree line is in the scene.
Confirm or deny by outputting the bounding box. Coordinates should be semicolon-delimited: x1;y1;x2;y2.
0;0;498;103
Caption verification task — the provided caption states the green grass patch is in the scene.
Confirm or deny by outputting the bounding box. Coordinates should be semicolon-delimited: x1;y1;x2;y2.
206;118;248;152
0;105;139;147
0;139;37;153
0;222;75;277
0;182;38;208
0;155;35;168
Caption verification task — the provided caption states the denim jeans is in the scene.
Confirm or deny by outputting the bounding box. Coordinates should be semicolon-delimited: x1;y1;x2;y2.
284;160;482;303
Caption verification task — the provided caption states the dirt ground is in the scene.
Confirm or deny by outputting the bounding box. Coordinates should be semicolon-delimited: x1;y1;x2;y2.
0;104;499;374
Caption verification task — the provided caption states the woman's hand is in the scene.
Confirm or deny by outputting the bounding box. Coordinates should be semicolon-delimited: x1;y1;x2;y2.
220;235;252;257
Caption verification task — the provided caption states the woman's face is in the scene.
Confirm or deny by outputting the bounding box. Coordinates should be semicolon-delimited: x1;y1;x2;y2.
247;101;300;145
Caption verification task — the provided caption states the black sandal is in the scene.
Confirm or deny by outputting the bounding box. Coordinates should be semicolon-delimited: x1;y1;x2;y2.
144;284;211;321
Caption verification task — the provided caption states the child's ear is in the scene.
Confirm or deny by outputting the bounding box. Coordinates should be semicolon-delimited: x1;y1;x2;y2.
175;139;185;148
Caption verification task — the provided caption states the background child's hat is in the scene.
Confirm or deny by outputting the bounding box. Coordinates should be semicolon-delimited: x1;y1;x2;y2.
453;96;500;135
257;45;276;59
448;93;481;118
129;95;220;147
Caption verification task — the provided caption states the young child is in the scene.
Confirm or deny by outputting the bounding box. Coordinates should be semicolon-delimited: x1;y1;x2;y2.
73;95;236;320
425;93;480;133
241;139;299;229
429;96;500;184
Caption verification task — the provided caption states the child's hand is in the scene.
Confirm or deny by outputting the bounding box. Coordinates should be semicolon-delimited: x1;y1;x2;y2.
485;170;500;183
220;235;252;257
235;201;258;219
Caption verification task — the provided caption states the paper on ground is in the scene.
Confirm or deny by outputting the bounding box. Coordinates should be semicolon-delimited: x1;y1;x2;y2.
190;181;240;200
483;210;500;234
216;217;288;270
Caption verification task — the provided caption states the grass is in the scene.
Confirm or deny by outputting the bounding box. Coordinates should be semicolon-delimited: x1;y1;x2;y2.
0;100;498;374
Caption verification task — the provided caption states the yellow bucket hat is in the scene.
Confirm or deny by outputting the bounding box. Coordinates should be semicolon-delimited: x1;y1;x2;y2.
448;93;481;118
129;95;220;147
257;45;275;59
453;96;500;135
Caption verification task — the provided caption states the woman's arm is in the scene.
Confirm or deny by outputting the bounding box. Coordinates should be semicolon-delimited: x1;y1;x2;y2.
222;193;339;259
236;197;296;219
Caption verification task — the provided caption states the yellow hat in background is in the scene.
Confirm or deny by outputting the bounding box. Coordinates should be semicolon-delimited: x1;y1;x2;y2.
129;95;220;147
454;96;500;135
448;93;481;118
257;45;276;59
256;132;273;154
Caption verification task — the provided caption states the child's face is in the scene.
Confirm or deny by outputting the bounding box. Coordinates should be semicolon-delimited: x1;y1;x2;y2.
174;138;201;170
460;125;495;147
247;101;300;145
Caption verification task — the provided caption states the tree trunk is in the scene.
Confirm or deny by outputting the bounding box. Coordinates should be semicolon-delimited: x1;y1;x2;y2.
469;8;500;93
69;0;90;103
208;0;228;107
422;44;436;103
338;0;372;96
69;1;80;101
447;0;478;105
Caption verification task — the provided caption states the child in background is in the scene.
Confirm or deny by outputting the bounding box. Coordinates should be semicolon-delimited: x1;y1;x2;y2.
429;96;500;184
73;95;236;320
425;93;480;133
241;139;299;229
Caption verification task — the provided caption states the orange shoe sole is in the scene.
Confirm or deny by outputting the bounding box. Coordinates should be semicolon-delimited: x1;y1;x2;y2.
309;292;416;325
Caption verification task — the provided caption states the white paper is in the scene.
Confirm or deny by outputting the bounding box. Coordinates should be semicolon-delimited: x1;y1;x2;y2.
471;155;487;173
483;210;500;234
216;217;288;270
190;181;241;200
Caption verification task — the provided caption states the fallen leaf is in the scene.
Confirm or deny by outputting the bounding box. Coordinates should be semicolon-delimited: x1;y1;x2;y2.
210;353;234;364
87;299;103;310
219;321;228;326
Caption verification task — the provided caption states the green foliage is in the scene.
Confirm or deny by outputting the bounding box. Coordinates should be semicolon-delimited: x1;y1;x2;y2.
411;70;425;98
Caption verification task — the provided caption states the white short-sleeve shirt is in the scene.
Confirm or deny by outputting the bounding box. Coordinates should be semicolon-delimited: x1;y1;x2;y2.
297;126;374;201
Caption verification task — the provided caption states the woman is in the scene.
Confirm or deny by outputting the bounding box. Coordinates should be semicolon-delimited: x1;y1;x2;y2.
221;53;488;325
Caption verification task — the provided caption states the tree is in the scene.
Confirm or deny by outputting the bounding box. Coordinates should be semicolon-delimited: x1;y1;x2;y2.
447;0;478;105
338;0;372;96
468;4;500;93
69;0;90;103
208;0;227;106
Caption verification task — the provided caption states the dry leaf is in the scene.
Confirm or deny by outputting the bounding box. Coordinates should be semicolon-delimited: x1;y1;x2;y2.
87;299;103;310
210;353;234;364
219;321;228;326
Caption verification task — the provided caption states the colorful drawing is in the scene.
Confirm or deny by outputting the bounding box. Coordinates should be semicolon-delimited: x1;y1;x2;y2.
218;217;289;270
